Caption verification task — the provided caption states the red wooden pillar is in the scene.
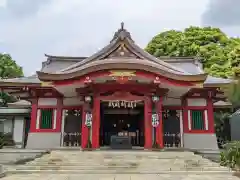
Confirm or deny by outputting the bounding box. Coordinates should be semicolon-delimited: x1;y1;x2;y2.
207;97;215;133
144;97;152;149
29;99;38;132
92;96;100;149
81;105;89;149
156;97;163;148
182;98;188;133
56;98;63;132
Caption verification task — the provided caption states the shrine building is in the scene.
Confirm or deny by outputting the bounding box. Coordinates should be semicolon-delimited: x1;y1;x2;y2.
0;24;232;150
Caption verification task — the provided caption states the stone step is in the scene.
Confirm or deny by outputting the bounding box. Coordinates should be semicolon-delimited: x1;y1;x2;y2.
50;150;195;154
47;151;196;158
27;160;218;166
30;158;208;162
6;165;230;172
33;159;204;163
6;169;234;175
23;166;226;170
24;162;224;168
35;156;202;161
45;153;197;157
32;156;207;162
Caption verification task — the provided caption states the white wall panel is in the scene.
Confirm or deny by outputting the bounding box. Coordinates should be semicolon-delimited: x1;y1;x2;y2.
53;110;57;130
63;97;83;106
204;110;209;130
38;98;57;106
187;98;206;106
188;110;191;130
163;98;181;106
36;109;41;129
13;117;24;148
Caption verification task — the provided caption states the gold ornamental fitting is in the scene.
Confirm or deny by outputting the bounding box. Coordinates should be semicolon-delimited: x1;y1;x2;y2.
109;70;136;77
194;83;203;88
40;81;53;87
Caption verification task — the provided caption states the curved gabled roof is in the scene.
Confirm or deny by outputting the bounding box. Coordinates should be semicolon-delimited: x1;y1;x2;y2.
37;23;207;82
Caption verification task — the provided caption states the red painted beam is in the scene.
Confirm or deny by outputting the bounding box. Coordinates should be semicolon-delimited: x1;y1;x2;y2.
76;83;168;95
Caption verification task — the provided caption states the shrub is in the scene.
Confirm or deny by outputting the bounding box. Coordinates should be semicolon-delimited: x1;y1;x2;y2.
3;133;15;146
220;141;240;170
0;132;5;149
0;132;15;149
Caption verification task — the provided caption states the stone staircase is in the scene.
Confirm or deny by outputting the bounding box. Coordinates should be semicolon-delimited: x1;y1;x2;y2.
4;150;232;175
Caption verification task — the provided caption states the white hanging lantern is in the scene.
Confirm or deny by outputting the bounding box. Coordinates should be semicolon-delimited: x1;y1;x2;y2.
152;113;159;127
152;96;159;102
85;112;92;127
84;96;92;102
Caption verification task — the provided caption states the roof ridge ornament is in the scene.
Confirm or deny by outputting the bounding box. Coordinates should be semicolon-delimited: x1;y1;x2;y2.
121;22;124;30
110;22;133;43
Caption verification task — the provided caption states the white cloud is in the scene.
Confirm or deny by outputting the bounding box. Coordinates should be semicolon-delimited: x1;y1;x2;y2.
0;0;6;7
0;0;214;75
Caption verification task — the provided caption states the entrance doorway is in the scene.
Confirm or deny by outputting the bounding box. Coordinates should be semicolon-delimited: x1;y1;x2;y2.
99;101;144;147
163;110;181;147
62;109;82;147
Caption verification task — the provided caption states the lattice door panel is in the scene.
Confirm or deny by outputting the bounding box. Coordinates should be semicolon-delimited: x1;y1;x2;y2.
62;109;82;147
163;110;181;148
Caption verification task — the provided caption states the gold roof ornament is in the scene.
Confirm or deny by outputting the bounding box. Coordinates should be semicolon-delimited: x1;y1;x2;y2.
194;83;203;88
40;81;53;87
109;70;136;77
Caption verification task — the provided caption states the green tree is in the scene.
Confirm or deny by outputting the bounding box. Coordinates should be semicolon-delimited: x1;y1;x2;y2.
214;111;231;148
145;26;240;78
222;74;240;111
0;53;23;78
0;53;24;106
225;80;240;109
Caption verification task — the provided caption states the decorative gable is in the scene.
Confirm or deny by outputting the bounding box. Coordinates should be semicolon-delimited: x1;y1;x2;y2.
104;43;141;59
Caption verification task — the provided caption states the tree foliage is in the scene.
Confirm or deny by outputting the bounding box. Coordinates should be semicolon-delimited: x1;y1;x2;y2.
145;26;240;78
214;111;231;148
223;79;240;109
0;53;23;78
0;53;23;106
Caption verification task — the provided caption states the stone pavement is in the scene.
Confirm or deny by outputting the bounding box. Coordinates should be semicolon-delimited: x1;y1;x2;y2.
0;149;48;165
1;173;239;180
1;150;239;180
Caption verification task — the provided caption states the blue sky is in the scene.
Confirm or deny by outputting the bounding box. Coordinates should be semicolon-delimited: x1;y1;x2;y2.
0;0;240;76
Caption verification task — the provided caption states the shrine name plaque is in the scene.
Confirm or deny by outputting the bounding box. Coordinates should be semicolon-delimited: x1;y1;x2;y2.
110;135;132;149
